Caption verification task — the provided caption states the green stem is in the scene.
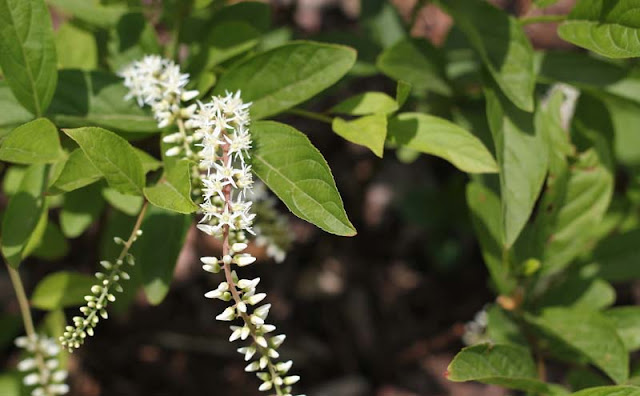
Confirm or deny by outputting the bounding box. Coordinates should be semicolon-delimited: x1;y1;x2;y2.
6;262;50;394
519;14;567;25
286;108;333;124
6;264;36;337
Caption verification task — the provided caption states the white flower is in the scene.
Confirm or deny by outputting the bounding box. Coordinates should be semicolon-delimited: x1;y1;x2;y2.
15;334;68;394
190;90;300;395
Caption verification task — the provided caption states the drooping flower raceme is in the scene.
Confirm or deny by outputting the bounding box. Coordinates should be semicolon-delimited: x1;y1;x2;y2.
194;92;303;396
119;57;300;393
120;55;292;264
15;334;68;396
119;55;198;131
59;232;142;352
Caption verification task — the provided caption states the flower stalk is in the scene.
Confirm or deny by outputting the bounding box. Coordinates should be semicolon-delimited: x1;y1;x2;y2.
193;93;302;396
60;201;148;351
6;264;69;395
120;56;300;394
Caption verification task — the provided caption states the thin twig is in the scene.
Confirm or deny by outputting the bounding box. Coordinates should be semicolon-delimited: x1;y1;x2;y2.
519;14;567;25
286;108;333;124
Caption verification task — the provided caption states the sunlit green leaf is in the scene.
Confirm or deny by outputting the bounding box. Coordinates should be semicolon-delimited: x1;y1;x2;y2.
31;271;95;310
529;308;628;384
466;182;515;294
485;85;548;246
332;114;387;158
63;127;145;195
388;113;498;174
144;160;198;214
1;164;48;267
55;23;97;70
559;0;640;58
330;92;398;115
445;0;535;111
103;187;144;216
0;0;57;116
447;343;567;394
214;42;356;120
251;121;356;236
0;118;64;164
376;38;451;96
605;307;640;352
50;148;102;193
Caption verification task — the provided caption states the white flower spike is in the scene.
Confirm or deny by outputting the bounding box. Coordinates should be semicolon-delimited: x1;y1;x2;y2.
15;334;69;396
192;90;302;395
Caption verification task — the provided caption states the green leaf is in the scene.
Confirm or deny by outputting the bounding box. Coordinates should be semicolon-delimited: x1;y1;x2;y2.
558;0;640;59
198;20;261;68
485;85;548;247
388;113;498;174
251;121;356;236
182;1;271;45
395;81;411;108
538;51;629;91
592;229;640;282
0;0;57;116
0;82;34;137
31;271;95;310
361;0;406;49
534;271;615;311
376;38;451;96
529;308;628;384
133;206;191;305
60;183;105;238
487;305;528;347
21;203;48;260
605;307;640;352
1;164;48;267
103;187;144;216
32;221;69;260
466;181;515;294
47;0;128;29
50;148;102;193
332;114;387;158
601;96;640;167
330;92;398;115
213;41;356;120
63;127;145;195
134;148;162;174
445;0;535;111
48;70;159;134
534;150;613;274
2;166;25;196
40;309;69;368
567;367;611;391
0;373;23;396
447;343;565;394
0;118;64;164
55;23;97;70
144;160;198;214
107;13;160;71
571;386;640;396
